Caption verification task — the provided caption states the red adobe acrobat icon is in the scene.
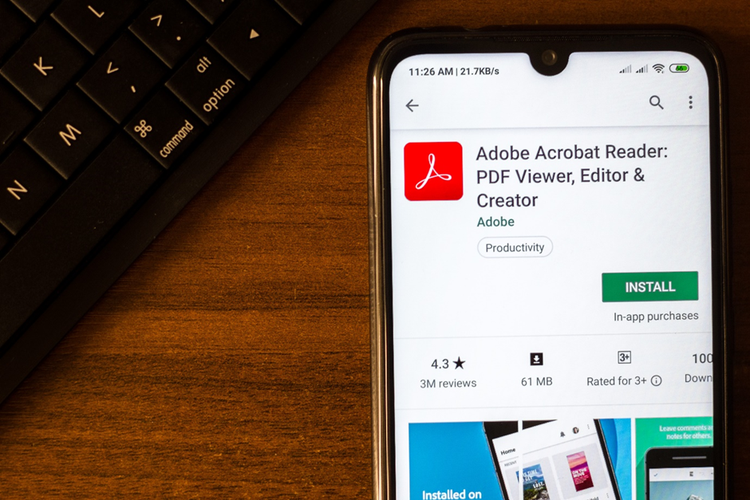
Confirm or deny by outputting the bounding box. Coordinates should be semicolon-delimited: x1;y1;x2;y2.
404;142;463;201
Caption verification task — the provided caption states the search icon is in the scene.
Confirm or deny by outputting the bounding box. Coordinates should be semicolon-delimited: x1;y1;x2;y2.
650;95;664;109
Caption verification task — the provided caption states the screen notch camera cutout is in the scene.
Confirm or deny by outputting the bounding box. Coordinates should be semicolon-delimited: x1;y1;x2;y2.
530;47;570;76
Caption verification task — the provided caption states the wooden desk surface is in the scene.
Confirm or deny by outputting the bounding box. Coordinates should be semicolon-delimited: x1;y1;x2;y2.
1;0;748;497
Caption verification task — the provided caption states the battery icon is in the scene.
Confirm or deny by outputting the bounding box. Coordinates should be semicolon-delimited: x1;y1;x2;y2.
670;63;690;73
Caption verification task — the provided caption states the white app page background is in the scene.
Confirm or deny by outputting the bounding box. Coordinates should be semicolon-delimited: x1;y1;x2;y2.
386;52;713;497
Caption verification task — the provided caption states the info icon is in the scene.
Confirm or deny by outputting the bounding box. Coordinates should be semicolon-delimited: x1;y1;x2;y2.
530;353;544;366
404;142;463;201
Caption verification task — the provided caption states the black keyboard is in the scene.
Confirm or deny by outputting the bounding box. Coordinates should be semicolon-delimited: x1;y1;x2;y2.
0;0;377;403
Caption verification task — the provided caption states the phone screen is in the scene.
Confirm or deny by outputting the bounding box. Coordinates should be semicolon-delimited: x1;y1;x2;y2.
649;468;713;500
646;447;714;500
489;420;619;500
372;33;724;500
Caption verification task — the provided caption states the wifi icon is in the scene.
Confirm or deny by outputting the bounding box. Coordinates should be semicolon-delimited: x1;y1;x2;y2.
653;64;665;73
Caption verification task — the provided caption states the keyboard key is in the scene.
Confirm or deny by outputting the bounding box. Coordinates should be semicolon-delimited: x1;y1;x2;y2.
0;83;36;157
186;0;238;24
167;45;246;124
0;133;163;347
208;0;297;80
52;0;141;54
129;0;209;68
11;0;56;22
25;90;115;179
0;3;32;56
274;0;325;24
78;34;169;123
0;146;63;235
126;90;205;167
0;22;89;110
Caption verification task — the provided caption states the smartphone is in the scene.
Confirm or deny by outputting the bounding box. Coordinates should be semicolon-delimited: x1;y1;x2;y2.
646;447;713;500
368;28;728;500
485;419;620;500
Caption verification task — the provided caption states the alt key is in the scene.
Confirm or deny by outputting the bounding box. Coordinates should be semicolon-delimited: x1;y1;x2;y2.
167;45;246;125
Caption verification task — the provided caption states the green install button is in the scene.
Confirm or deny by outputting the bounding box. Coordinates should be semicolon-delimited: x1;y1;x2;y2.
602;272;698;302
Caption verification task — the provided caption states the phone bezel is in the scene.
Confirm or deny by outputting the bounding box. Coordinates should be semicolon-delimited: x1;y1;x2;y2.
367;27;729;500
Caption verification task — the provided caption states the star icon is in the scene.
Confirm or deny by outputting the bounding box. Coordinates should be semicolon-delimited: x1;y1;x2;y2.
453;357;465;369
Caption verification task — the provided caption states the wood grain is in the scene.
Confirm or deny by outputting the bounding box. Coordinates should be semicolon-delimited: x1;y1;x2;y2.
1;0;749;497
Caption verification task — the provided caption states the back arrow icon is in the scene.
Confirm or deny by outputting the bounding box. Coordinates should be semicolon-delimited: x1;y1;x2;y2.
406;99;419;112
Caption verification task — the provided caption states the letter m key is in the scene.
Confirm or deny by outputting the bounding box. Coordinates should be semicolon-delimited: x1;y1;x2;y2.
59;123;82;146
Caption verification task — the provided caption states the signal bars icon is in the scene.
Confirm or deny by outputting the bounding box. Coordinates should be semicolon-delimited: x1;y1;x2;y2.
620;64;666;74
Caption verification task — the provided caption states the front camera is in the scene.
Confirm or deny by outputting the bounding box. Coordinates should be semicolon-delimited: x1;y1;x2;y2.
541;49;558;66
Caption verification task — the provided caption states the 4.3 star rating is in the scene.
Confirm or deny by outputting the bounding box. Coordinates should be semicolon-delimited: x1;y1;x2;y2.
431;358;467;370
